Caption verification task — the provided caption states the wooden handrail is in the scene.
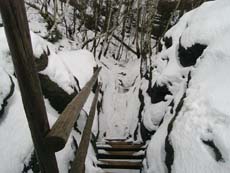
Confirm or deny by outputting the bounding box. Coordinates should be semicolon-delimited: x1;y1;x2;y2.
45;67;101;152
0;0;59;172
70;84;101;173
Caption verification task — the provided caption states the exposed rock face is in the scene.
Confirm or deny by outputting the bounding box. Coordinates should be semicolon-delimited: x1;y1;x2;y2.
22;152;40;173
35;50;49;72
0;75;15;118
147;83;172;104
140;121;155;142
201;139;224;162
0;66;15;119
163;36;173;49
165;88;188;173
134;89;145;141
35;51;80;113
38;74;78;113
178;41;207;67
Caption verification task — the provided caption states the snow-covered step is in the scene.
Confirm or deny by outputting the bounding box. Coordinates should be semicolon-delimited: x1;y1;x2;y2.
96;142;146;151
97;150;145;160
97;145;145;151
105;141;141;145
97;140;142;145
97;160;143;169
103;170;140;173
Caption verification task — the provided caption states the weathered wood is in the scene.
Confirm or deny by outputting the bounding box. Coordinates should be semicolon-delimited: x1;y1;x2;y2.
45;67;101;152
97;160;143;169
70;85;101;173
0;0;58;172
97;150;145;159
105;141;143;145
97;141;146;152
97;141;145;147
97;144;145;151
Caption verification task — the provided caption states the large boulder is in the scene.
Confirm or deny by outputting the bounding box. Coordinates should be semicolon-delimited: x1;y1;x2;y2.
145;1;230;173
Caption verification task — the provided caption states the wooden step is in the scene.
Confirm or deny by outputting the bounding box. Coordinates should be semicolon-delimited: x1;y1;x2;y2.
105;141;133;145
97;151;145;160
97;144;145;151
105;141;144;147
104;139;127;142
97;160;143;169
97;140;143;146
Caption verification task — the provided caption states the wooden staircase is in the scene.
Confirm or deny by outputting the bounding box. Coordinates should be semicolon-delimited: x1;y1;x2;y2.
96;140;146;172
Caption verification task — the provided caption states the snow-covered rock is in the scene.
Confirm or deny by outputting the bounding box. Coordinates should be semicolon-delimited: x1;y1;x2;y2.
0;27;98;172
145;1;230;173
0;68;14;117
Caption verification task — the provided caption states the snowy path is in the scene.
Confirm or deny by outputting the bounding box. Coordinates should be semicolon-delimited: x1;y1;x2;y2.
98;57;141;140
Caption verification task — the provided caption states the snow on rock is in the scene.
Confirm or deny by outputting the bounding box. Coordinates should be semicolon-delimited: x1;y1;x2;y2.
59;49;96;88
0;28;14;74
146;1;230;173
0;78;33;173
0;68;14;117
31;32;97;114
31;32;79;96
0;27;98;172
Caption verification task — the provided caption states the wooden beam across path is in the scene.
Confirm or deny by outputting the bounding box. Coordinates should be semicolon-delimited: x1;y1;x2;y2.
0;0;59;172
97;160;143;169
105;141;143;145
97;150;145;160
70;84;101;173
97;145;145;151
45;67;101;152
97;143;145;151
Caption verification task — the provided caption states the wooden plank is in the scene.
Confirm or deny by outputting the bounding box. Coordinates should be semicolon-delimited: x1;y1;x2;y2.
97;151;145;160
45;67;101;152
104;138;127;141
97;141;145;146
0;0;58;172
97;147;145;151
98;142;145;147
70;85;101;173
97;160;143;169
105;141;144;145
97;144;146;151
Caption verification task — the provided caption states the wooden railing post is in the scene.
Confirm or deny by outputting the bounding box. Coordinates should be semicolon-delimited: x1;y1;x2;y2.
0;0;58;172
